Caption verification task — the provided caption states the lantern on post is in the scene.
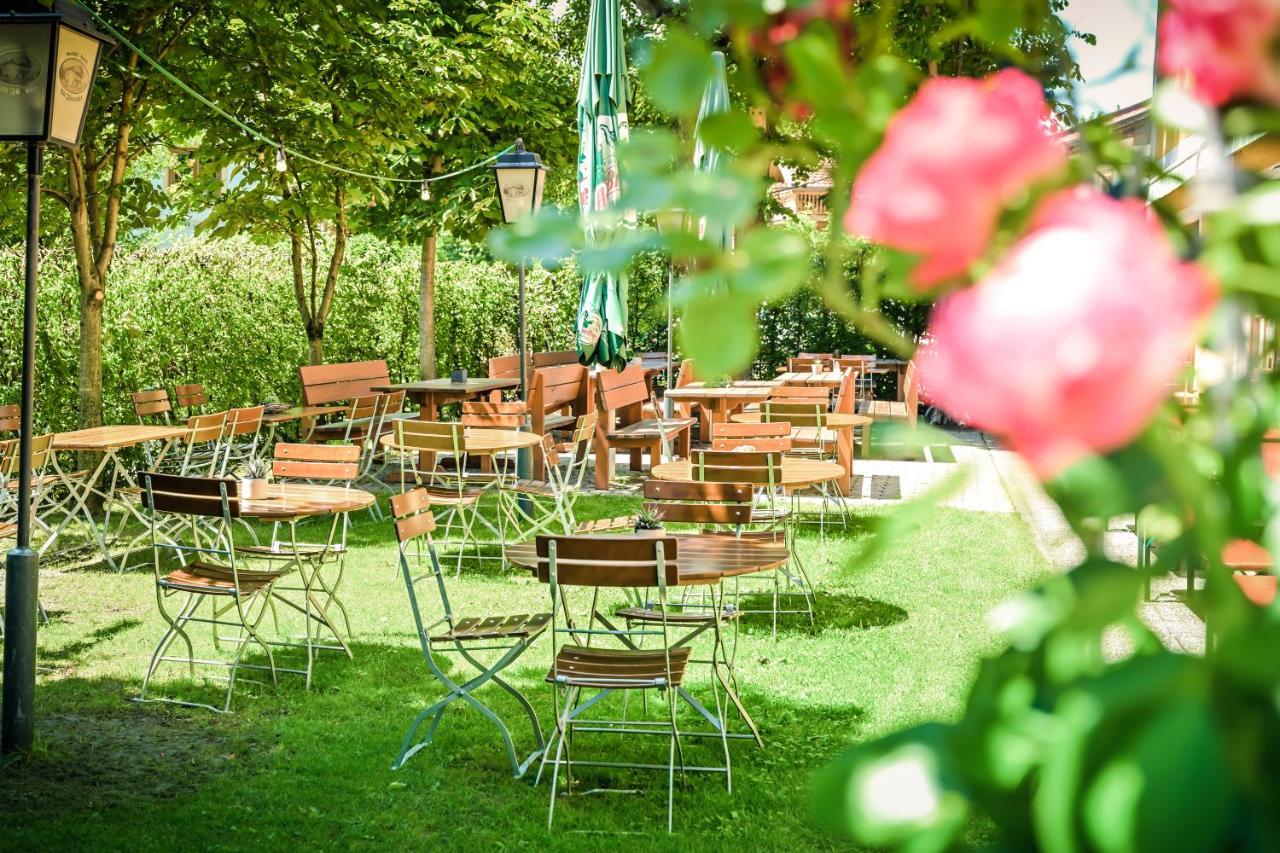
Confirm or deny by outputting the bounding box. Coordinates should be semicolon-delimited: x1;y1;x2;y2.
1;0;113;755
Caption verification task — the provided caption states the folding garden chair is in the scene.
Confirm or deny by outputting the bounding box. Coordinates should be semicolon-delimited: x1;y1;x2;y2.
535;534;729;833
134;472;299;713
691;449;815;631
176;411;228;476
390;488;549;775
710;421;793;453
461;400;526;480
131;388;175;468
0;404;19;438
762;400;850;534
232;443;360;679
174;383;209;418
218;405;266;475
501;411;597;542
393;419;494;573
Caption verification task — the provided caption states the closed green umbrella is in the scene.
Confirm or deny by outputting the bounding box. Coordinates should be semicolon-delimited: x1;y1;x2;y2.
695;51;734;273
575;0;631;370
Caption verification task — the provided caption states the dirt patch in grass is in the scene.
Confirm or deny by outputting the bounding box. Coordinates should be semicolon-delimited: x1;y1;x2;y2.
1;707;246;818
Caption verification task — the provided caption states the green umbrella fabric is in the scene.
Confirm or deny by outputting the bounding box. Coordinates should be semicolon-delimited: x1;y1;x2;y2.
695;51;734;273
575;0;631;371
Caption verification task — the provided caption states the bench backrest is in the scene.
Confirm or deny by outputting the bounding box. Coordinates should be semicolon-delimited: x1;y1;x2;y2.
529;363;592;437
596;362;649;415
462;400;526;429
533;350;579;368
789;355;834;372
299;359;391;406
487;353;525;381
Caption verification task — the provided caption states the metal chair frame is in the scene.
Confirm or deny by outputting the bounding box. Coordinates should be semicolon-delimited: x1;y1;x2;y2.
390;488;548;775
500;411;597;544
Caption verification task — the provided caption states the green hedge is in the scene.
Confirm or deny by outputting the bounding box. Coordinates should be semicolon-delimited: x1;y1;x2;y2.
0;230;915;434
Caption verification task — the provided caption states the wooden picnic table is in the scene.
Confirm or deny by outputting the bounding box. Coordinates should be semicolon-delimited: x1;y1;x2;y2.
373;377;521;421
49;425;189;570
774;371;847;387
505;532;790;586
663;385;773;437
731;411;872;491
651;456;845;490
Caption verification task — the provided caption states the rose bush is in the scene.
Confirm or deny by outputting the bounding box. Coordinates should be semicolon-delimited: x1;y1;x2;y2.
917;186;1218;478
845;68;1067;289
1158;0;1280;106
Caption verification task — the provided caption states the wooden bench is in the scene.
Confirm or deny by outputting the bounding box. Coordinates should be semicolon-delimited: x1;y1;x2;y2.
529;363;593;474
857;360;917;427
592;362;694;489
299;359;410;441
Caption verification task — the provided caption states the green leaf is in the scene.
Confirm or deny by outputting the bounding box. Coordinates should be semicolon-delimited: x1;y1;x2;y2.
676;293;758;377
640;28;715;118
727;229;811;301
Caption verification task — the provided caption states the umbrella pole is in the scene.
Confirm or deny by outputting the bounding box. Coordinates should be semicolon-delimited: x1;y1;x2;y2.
517;259;532;515
664;257;674;419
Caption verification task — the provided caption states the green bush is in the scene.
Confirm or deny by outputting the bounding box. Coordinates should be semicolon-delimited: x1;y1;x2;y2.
0;229;901;434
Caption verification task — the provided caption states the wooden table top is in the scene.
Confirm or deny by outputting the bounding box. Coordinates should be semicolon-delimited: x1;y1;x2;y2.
665;386;773;402
374;377;519;395
651;457;845;488
261;405;345;424
379;427;542;455
775;371;847;386
53;425;187;451
240;482;376;520
505;533;790;586
731;411;872;429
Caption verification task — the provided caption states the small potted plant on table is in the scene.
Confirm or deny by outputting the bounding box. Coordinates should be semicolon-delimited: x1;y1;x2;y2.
238;458;272;500
632;506;665;537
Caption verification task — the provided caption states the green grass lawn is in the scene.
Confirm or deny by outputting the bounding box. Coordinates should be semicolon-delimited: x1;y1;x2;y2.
1;495;1049;850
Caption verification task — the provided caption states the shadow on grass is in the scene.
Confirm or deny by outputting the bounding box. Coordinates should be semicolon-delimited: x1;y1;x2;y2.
736;591;908;636
41;618;143;664
4;638;865;847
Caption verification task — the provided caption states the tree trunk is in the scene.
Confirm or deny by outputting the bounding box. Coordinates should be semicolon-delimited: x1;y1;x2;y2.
419;229;438;379
308;335;324;365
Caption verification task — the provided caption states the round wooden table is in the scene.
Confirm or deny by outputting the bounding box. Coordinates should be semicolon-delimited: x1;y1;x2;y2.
505;533;790;586
240;482;376;520
651;457;844;489
378;427;541;456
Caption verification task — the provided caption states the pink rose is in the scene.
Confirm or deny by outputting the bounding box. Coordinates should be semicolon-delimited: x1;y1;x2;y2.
846;69;1067;289
1159;0;1280;107
917;187;1217;479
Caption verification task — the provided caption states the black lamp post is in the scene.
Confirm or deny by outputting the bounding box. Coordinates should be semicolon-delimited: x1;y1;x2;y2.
1;0;112;755
491;139;546;492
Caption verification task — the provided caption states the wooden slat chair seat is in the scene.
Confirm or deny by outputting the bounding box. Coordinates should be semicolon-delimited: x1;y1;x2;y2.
433;612;552;643
390;488;549;775
158;561;287;595
545;645;693;688
593;362;694;489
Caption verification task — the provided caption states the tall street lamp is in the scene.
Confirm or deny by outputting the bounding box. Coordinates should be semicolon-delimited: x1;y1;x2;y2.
0;0;112;755
491;139;546;490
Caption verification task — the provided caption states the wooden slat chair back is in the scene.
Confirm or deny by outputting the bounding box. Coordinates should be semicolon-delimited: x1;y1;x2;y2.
224;405;265;439
833;368;858;413
461;400;527;429
788;355;834;372
273;442;360;483
535;534;679;588
711;421;793;452
0;404;20;434
317;394;379;444
174;383;208;415
139;471;241;518
176;411;227;475
691;450;782;486
394;419;465;454
298;359;391;406
643;479;754;526
1;432;54;480
132;389;173;424
799;352;834;360
763;400;827;428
